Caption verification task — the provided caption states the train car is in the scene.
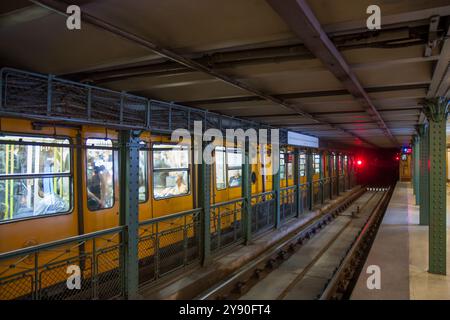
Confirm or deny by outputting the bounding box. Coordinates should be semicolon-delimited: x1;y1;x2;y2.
0;116;355;299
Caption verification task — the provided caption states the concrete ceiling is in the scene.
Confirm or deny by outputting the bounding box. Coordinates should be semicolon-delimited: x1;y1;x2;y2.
1;0;450;149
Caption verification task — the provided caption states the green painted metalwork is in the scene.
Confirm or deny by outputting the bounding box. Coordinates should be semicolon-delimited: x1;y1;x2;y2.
274;152;281;228
335;153;340;197
328;153;333;199
294;148;301;217
242;138;252;244
424;97;449;275
319;151;325;204
119;130;141;299
418;124;429;225
413;134;420;205
199;140;211;266
307;150;314;210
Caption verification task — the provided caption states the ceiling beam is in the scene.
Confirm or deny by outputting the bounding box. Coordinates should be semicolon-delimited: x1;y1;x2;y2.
266;0;397;147
427;24;450;98
178;84;429;106
31;0;379;148
242;107;422;119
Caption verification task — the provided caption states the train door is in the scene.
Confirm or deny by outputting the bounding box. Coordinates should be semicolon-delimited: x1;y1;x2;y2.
0;119;79;253
82;127;120;234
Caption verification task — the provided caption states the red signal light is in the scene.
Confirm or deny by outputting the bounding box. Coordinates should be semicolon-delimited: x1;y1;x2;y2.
356;159;363;167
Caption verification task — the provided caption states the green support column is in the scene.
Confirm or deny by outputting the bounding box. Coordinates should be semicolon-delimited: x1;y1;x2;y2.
307;150;313;210
418;124;429;226
424;97;449;275
199;139;211;266
335;154;340;197
119;130;141;299
274;149;281;228
319;151;324;204
413;135;420;205
242;138;252;244
328;152;333;199
294;148;301;217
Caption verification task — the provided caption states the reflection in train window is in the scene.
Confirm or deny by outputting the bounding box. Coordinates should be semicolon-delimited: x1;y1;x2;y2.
227;148;242;188
0;135;71;222
153;144;189;199
86;139;114;211
215;147;226;190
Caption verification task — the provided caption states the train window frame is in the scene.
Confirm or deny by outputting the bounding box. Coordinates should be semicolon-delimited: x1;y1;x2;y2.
138;141;149;203
226;147;243;189
280;151;285;180
299;152;306;177
313;153;321;175
85;138;116;212
215;146;227;191
0;133;74;224
152;142;191;200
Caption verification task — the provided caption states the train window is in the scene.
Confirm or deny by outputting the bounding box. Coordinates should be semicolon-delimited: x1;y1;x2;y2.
215;146;226;190
153;144;189;199
313;154;321;174
280;152;285;179
139;148;148;202
280;151;293;180
86;139;114;211
343;155;348;174
286;152;293;179
299;153;306;177
227;148;242;188
0;135;71;222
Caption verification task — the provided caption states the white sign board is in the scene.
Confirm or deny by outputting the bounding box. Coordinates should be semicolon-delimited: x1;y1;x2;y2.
287;131;319;148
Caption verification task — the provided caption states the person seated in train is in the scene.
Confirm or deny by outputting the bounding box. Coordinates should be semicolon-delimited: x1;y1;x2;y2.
160;173;187;197
32;179;68;216
229;171;241;187
87;157;111;210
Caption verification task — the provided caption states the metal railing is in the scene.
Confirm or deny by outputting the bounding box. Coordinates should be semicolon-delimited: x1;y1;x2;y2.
137;209;201;284
322;177;331;201
0;226;125;300
331;176;338;197
0;68;286;138
210;198;244;252
251;191;276;235
338;175;345;193
280;186;297;221
298;182;310;215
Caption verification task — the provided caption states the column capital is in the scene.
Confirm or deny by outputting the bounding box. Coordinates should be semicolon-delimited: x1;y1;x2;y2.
416;124;426;137
423;97;449;122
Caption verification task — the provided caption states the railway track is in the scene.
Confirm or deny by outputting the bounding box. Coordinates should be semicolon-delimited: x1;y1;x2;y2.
196;187;393;300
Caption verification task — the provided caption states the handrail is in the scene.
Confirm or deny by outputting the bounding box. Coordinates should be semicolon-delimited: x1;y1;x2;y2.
251;190;275;199
0;225;125;260
280;185;296;191
139;207;202;226
211;197;244;209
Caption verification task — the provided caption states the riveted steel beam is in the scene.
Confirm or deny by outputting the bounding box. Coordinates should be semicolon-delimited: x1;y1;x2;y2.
198;139;212;266
266;0;397;147
30;0;381;148
413;134;420;205
119;130;141;299
418;124;429;226
242;138;252;244
424;97;449;275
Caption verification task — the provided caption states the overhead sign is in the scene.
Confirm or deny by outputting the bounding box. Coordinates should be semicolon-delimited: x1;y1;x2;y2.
287;131;319;148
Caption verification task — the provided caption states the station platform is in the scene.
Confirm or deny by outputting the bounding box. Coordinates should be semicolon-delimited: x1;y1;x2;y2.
351;182;450;300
